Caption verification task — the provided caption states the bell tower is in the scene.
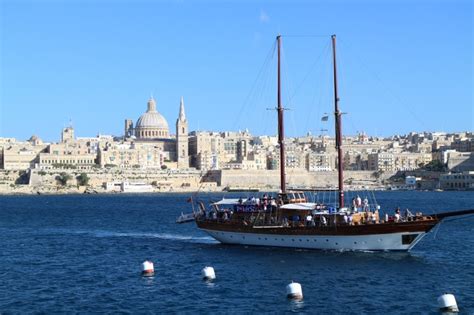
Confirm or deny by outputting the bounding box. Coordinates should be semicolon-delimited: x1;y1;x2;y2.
176;96;189;168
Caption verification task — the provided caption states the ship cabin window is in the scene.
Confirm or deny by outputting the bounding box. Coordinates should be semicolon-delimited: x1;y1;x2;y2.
402;234;419;245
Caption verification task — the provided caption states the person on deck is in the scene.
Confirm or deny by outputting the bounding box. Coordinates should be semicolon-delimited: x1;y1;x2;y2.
321;216;327;226
271;199;277;212
371;212;377;224
356;195;362;210
363;197;369;211
394;208;401;222
293;215;300;227
374;206;380;224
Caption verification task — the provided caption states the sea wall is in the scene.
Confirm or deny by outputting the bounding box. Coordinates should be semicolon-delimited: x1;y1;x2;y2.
0;168;395;195
0;169;217;194
218;170;389;189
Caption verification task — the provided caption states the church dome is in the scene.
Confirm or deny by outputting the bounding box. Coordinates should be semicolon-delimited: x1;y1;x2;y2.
136;111;169;130
135;98;170;139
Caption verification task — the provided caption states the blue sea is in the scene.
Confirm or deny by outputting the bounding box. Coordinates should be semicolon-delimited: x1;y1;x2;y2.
0;191;473;314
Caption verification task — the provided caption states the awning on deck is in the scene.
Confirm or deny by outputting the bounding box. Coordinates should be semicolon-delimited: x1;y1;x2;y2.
280;202;318;211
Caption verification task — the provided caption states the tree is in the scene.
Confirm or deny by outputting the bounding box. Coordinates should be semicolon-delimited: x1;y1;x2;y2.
422;160;445;172
372;170;384;179
15;170;30;185
56;172;72;186
76;173;90;186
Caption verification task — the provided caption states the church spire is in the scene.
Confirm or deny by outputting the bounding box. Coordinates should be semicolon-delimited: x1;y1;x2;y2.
178;96;186;122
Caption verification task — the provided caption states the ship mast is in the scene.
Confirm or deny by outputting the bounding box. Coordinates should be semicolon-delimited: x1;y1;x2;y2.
277;35;286;194
332;34;344;208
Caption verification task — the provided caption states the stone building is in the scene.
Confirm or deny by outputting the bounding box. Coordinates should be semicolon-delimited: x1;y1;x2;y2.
98;142;164;169
39;141;97;170
188;131;221;170
447;152;474;172
61;127;75;143
123;96;189;169
1;137;48;170
306;152;335;172
368;152;432;172
440;171;474;190
188;130;253;170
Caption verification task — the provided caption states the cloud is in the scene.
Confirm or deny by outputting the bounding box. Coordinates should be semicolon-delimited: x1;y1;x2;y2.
259;10;270;23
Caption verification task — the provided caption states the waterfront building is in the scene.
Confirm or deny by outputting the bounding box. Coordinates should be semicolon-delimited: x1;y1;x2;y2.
39;152;96;170
368;152;395;172
240;150;267;170
2;141;48;170
306;152;334;172
98;141;164;169
367;151;432;172
440;171;474;190
393;152;432;171
38;135;97;170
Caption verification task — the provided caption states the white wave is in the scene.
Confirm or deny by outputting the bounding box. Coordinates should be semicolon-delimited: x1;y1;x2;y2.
96;231;217;243
43;228;217;244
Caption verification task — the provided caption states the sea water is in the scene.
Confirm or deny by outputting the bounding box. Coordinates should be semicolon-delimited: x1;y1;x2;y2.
0;191;473;314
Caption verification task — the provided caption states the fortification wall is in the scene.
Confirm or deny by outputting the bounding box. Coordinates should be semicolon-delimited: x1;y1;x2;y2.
219;170;390;189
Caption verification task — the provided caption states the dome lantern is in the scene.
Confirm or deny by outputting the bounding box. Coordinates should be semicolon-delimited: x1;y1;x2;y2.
147;97;157;113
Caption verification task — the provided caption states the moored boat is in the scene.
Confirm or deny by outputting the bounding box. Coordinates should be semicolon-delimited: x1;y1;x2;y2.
176;212;195;224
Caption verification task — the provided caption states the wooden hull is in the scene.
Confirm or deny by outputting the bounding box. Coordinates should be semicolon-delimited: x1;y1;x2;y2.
196;220;438;251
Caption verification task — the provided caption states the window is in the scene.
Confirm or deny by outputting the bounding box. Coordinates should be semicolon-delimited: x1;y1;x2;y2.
402;234;419;245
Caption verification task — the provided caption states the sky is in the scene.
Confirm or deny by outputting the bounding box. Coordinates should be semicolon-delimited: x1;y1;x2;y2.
0;0;472;142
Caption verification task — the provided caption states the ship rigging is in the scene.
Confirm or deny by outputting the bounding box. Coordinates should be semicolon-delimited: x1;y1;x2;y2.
189;34;474;251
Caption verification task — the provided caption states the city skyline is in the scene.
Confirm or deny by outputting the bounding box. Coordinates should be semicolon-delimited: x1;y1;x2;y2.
1;0;472;142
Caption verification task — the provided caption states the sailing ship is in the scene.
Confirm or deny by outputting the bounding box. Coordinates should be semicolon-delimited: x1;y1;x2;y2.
191;35;474;251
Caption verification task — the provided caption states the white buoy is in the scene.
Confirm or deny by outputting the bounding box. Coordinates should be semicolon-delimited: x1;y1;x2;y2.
286;282;303;300
201;266;216;281
437;293;459;312
141;260;154;277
